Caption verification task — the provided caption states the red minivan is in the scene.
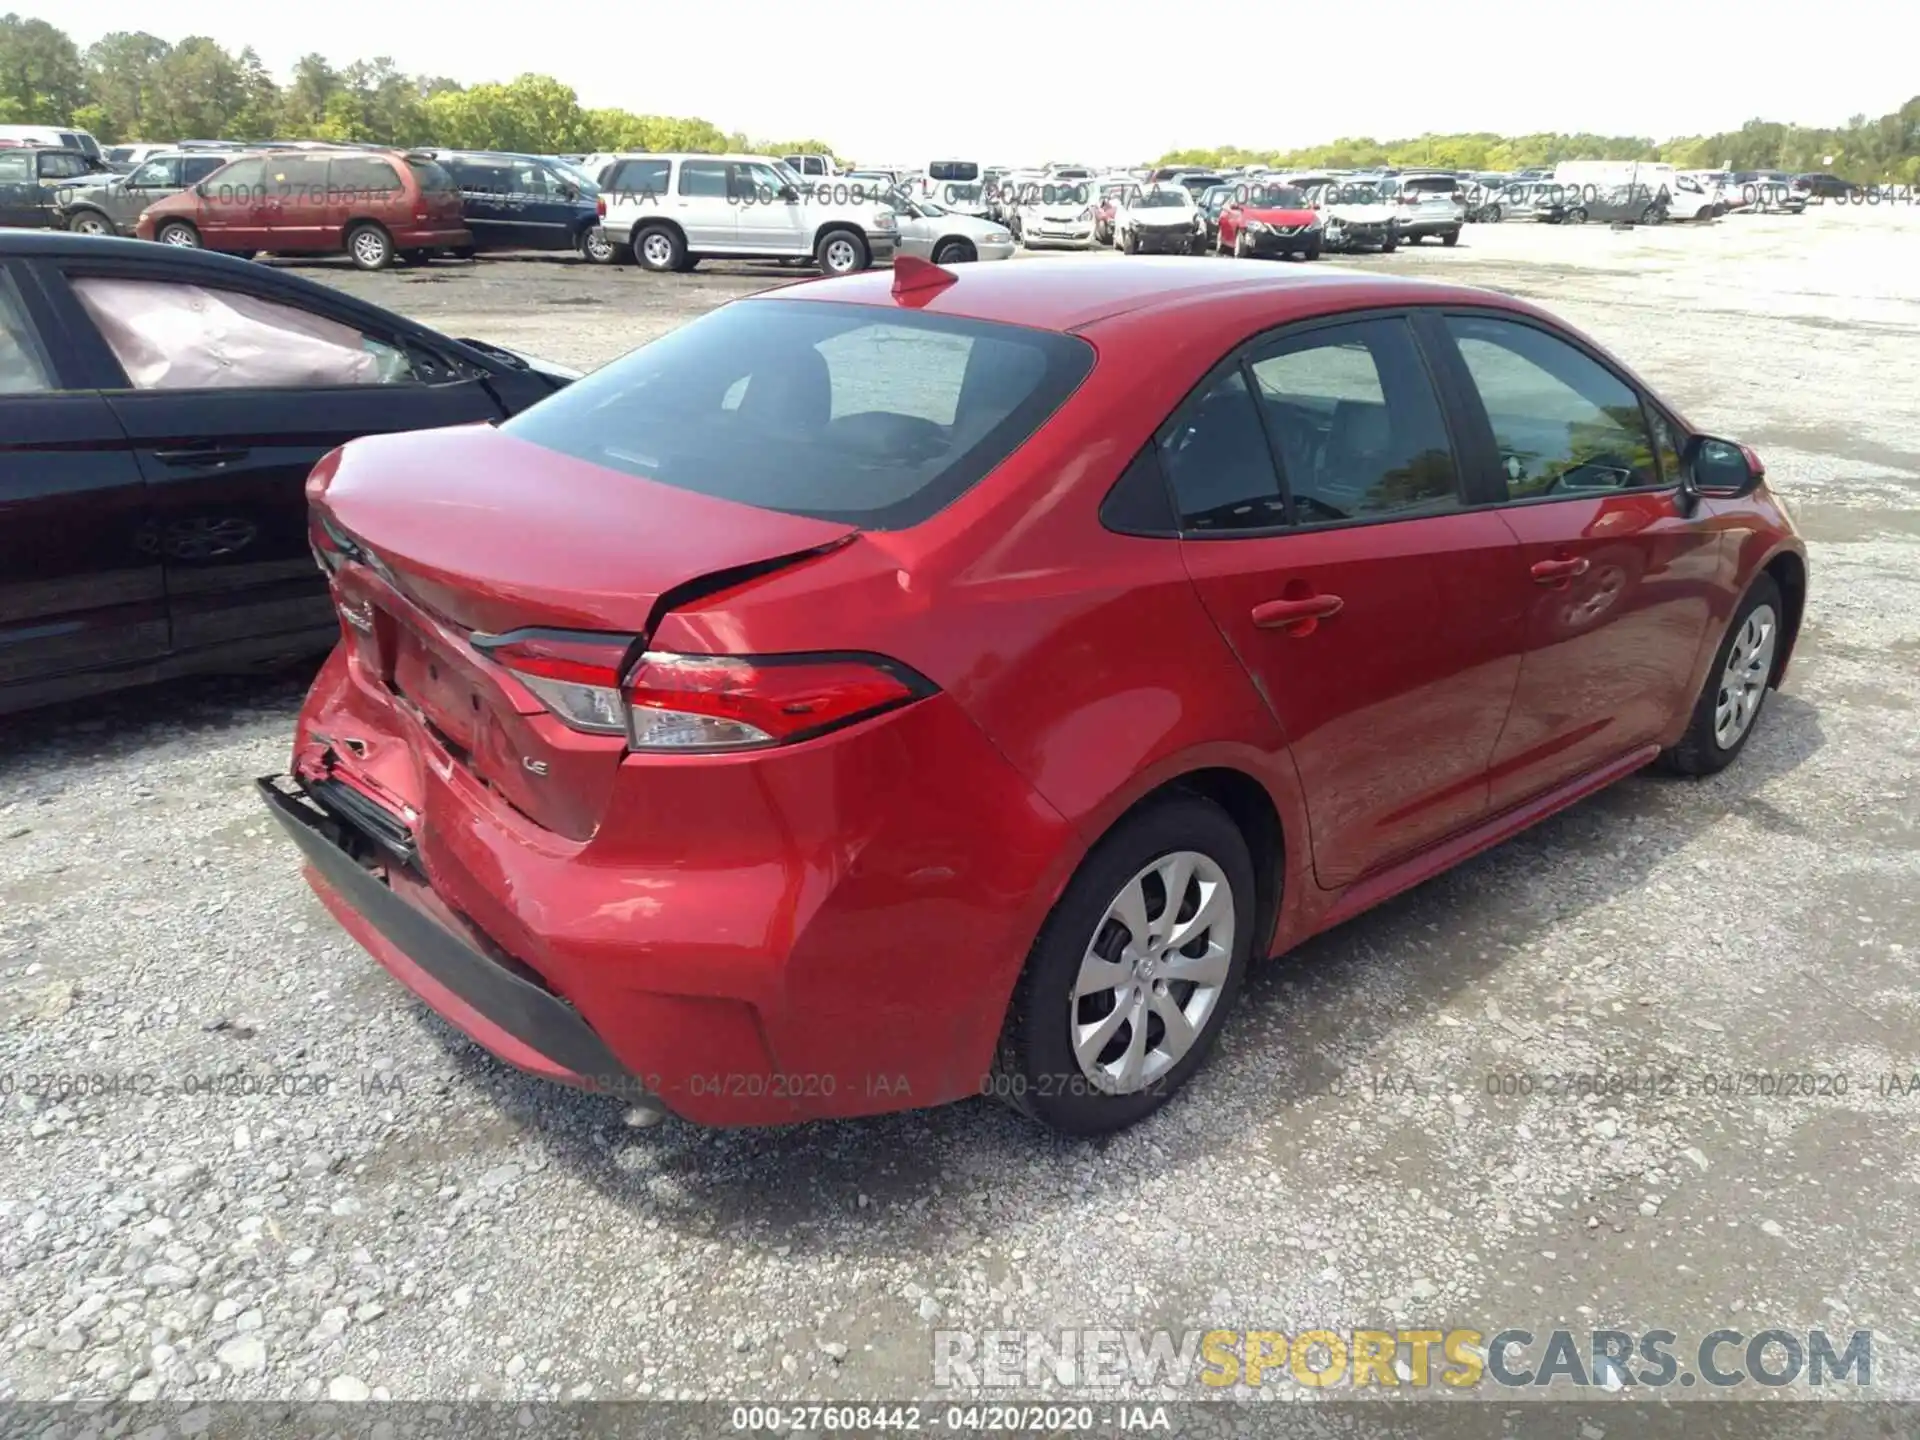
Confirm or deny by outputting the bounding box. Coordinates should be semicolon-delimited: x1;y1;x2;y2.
136;149;471;270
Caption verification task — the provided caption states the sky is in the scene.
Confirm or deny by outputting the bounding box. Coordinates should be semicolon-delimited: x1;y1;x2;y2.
60;0;1914;164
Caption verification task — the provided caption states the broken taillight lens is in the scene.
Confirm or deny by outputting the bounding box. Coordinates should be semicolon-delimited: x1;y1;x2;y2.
625;652;921;751
476;631;929;752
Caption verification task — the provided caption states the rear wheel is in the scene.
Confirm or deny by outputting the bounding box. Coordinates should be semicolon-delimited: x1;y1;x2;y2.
1659;574;1783;776
1486;204;1503;223
156;220;200;249
1567;206;1589;224
1441;228;1460;246
346;223;394;271
991;794;1256;1136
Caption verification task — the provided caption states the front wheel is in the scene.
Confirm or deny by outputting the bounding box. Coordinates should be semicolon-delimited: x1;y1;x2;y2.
990;793;1255;1136
815;227;869;276
1567;207;1588;225
1486;205;1503;223
156;220;200;249
932;237;976;265
1659;574;1783;776
1301;242;1321;261
1232;228;1250;258
68;210;114;237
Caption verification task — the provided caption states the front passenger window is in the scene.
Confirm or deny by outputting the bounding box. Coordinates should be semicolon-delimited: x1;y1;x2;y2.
1445;314;1661;497
71;277;419;390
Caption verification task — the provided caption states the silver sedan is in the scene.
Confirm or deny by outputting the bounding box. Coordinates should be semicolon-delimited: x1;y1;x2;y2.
890;196;1016;264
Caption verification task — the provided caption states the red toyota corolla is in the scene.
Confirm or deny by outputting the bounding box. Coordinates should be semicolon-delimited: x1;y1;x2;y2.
1216;183;1325;260
261;255;1805;1136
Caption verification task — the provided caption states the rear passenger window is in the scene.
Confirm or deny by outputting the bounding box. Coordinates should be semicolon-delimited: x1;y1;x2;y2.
1248;318;1462;525
678;162;728;198
1445;314;1662;497
330;156;402;194
612;159;669;196
1159;369;1285;532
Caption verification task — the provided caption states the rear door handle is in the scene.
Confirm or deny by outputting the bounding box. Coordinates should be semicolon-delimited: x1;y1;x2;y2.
1530;556;1591;584
1251;594;1343;629
153;448;249;468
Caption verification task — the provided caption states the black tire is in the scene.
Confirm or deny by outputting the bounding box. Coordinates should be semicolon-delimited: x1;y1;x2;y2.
67;209;114;237
398;248;432;266
1487;204;1503;223
449;246;478;261
1301;242;1321;261
580;229;617;265
1441;228;1460;247
1659;574;1783;777
990;793;1257;1137
345;223;394;271
814;227;869;276
155;220;200;249
1567;207;1588;225
1122;229;1140;254
633;223;684;272
932;237;976;265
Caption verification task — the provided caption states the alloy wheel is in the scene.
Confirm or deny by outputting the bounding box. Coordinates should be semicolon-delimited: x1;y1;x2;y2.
1714;603;1777;748
823;236;858;274
1070;851;1234;1094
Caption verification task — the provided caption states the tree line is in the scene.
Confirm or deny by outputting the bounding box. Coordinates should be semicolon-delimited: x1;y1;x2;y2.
3;14;1916;181
0;15;833;158
1158;105;1920;183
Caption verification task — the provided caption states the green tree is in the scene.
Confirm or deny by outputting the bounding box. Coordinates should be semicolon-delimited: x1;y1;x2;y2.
81;30;170;141
148;36;244;139
0;12;86;122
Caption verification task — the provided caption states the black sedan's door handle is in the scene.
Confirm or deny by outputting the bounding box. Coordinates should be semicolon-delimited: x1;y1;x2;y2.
152;447;250;468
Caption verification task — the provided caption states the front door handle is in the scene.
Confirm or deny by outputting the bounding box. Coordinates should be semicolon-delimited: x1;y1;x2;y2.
1251;594;1343;631
153;447;249;468
1530;556;1591;585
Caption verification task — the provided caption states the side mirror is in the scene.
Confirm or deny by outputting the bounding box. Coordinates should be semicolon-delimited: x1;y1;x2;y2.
1681;434;1764;502
558;182;579;200
781;184;800;202
194;182;210;198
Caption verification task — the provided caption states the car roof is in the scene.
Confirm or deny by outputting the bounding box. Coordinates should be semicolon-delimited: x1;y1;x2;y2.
763;254;1533;333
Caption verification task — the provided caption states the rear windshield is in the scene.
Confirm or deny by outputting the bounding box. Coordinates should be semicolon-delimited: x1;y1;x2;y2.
1402;176;1459;193
406;158;457;192
500;299;1095;530
928;161;978;183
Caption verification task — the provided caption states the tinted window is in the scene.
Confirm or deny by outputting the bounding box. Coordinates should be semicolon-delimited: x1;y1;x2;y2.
1402;176;1458;194
1249;319;1461;525
407;159;456;192
206;157;266;196
928;161;978;182
181;156;227;184
106;146;134;164
0;270;55;394
501;299;1094;530
1159;369;1285;532
611;158;670;196
259;154;328;198
1445;315;1661;497
332;155;402;193
39;152;90;179
677;161;728;198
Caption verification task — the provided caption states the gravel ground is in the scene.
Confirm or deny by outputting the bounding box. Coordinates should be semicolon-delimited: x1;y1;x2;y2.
2;205;1917;1408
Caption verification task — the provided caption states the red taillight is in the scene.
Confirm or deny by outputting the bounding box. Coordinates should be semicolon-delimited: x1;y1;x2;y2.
625;652;920;751
595;193;607;217
476;632;928;752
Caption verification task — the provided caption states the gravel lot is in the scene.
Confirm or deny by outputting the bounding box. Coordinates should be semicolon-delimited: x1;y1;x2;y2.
3;206;1917;1407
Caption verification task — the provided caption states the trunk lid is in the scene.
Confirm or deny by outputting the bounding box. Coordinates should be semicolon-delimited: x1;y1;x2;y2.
310;426;859;839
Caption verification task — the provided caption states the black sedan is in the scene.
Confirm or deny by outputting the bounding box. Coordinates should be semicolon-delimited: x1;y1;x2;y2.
0;231;578;715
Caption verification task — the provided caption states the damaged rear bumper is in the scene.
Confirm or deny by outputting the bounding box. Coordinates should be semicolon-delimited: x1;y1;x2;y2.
257;774;665;1115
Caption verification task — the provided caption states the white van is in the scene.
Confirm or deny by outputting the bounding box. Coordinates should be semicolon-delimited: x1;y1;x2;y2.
0;123;102;161
919;159;990;217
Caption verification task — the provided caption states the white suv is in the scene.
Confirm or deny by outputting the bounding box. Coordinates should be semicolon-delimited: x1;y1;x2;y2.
1386;172;1466;244
596;153;897;275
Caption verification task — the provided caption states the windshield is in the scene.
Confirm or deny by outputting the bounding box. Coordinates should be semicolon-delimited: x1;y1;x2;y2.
500;299;1095;531
1137;188;1188;208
